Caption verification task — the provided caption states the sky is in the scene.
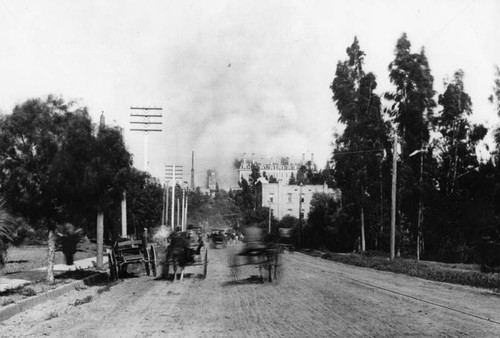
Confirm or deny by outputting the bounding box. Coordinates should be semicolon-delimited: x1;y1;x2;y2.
0;0;499;188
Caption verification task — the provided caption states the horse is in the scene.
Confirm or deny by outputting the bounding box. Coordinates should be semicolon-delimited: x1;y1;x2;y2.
167;235;193;281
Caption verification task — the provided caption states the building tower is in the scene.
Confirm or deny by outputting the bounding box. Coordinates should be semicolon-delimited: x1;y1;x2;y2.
191;151;195;190
100;111;105;127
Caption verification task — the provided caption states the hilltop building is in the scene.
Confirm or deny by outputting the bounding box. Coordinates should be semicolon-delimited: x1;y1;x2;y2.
207;170;217;191
261;182;341;220
238;153;316;184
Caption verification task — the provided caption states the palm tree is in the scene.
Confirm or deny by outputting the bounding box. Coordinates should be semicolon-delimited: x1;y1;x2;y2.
0;198;16;270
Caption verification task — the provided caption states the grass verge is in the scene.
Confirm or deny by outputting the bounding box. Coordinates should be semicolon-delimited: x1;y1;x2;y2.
304;249;500;291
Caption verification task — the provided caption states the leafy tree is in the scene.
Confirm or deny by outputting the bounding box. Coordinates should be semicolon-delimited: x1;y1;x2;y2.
234;178;254;213
435;70;482;196
385;33;436;256
330;37;390;252
125;169;163;237
296;165;308;185
305;192;340;250
187;188;240;231
0;96;97;282
489;65;500;152
0;96;132;282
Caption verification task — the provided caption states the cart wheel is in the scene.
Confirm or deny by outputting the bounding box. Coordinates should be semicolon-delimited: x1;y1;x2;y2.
114;254;120;279
163;250;171;279
108;252;117;280
273;250;283;283
150;245;157;277
202;247;208;279
228;251;239;283
144;249;151;276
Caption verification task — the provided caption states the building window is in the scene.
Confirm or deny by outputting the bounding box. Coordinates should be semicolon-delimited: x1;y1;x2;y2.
287;209;292;214
268;193;274;203
287;193;292;203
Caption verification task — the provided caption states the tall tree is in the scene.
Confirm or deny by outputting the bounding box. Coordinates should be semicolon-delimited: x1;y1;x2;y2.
489;65;500;157
330;37;390;252
0;96;94;282
436;70;477;196
125;169;163;237
385;33;436;256
0;96;132;281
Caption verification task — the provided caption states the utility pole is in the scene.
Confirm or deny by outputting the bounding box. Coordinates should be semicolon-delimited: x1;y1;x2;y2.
390;134;398;261
268;202;272;234
121;191;127;237
161;185;166;225
181;188;185;231
96;212;104;269
298;183;303;250
184;193;189;231
177;199;180;228
130;107;163;172
165;165;183;230
164;181;168;225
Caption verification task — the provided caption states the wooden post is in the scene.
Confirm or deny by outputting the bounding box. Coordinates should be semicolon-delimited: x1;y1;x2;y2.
177;199;180;229
185;194;189;230
181;189;185;231
298;183;303;250
97;211;104;269
390;134;398;261
121;191;127;237
165;183;169;226
161;185;165;225
171;179;175;231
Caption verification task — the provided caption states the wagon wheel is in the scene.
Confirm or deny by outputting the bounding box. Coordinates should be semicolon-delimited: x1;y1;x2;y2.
163;250;171;280
144;248;151;276
272;249;283;283
202;246;208;279
228;250;240;283
108;251;118;281
150;245;157;277
267;252;274;282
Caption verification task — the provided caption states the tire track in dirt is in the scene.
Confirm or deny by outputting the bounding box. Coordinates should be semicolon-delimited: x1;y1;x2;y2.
286;252;500;336
2;244;499;337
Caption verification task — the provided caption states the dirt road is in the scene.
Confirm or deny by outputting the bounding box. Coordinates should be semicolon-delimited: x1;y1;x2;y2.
1;244;499;337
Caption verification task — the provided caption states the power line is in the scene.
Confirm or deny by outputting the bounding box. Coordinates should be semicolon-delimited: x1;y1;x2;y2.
333;149;385;156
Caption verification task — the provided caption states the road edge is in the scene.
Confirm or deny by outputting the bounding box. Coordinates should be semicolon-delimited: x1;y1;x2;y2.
0;271;108;322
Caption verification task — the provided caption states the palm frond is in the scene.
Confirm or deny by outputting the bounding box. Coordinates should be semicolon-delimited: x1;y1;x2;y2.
0;198;16;242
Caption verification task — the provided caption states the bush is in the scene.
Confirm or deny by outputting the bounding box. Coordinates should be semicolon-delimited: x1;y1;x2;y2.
317;251;500;290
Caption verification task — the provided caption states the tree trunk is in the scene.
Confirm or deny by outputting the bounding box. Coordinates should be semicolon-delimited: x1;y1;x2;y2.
96;211;104;269
379;161;383;251
46;229;56;284
360;205;366;252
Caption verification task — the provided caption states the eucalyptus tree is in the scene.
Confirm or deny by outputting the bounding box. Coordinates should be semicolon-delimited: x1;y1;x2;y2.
490;65;500;157
429;70;488;260
435;70;485;196
330;37;390;252
385;33;436;256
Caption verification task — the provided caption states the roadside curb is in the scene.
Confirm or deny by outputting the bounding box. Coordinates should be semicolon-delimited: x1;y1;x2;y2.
0;271;108;322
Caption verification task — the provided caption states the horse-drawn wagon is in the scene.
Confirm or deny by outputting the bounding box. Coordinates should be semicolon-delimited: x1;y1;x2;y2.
164;230;208;281
228;227;283;283
209;230;227;249
107;237;157;280
278;227;294;253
